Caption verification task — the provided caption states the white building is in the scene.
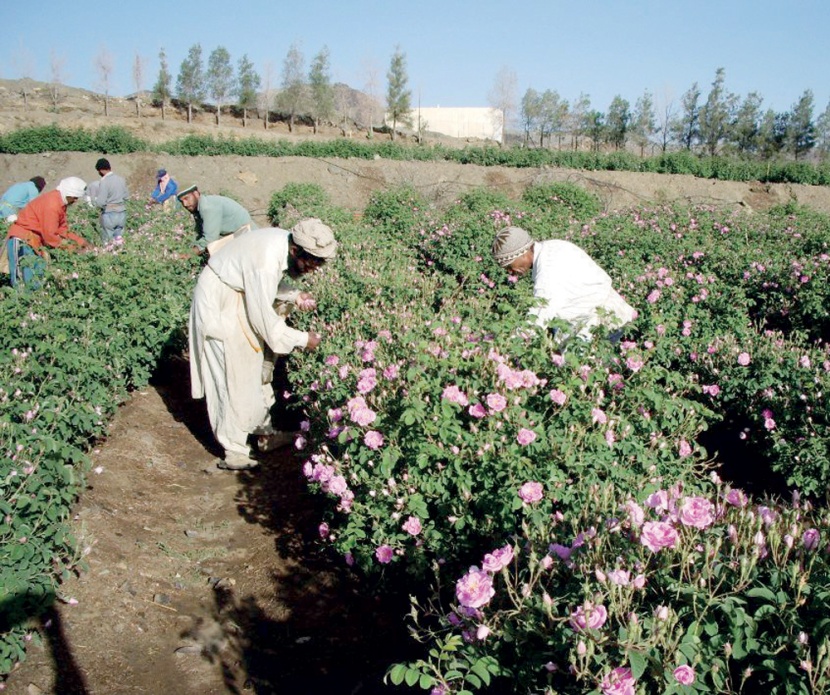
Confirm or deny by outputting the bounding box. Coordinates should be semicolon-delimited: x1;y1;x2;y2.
400;106;504;142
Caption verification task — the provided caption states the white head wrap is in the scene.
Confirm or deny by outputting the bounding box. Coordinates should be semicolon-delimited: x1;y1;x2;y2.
291;218;338;259
492;226;535;267
57;177;87;200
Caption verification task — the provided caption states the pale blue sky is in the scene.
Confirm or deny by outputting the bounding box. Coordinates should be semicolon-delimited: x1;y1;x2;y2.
1;0;827;117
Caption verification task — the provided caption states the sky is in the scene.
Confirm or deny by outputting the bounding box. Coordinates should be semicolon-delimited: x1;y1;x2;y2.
1;0;828;119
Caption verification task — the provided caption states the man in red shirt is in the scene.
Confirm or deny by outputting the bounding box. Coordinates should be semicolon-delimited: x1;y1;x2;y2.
6;176;89;288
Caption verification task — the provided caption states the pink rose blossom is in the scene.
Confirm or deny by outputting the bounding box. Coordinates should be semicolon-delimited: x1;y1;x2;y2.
383;364;399;380
456;566;495;608
475;625;490;640
673;665;695;685
318;522;329;538
517;428;537;446
364;430;384;450
678;496;715;529
725;489;748;507
678;440;692;457
600;667;636;695
375;545;394;564
486;393;508;412
351;407;377;427
481;544;514;573
644;490;669;512
626;356;644;372
402;516;423;536
647;289;661;304
624;501;644;527
737;352;751;366
518;481;544;504
607;570;630;586
468;403;487;418
442;385;469;406
803;528;820;551
592;408;608;425
702;384;721;397
640;521;679;552
549;389;567;405
569;602;608;631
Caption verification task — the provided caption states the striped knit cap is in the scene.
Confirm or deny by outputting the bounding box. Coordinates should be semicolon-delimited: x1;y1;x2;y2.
492;226;534;267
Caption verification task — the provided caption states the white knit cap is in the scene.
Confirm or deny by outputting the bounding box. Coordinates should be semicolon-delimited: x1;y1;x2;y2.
57;177;87;199
492;226;535;267
291;218;338;259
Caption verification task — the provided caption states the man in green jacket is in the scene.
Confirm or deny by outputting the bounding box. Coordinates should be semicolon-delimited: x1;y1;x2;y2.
177;184;257;255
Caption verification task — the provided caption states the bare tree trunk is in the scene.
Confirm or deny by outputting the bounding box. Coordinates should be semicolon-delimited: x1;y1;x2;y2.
187;103;193;123
242;108;247;128
216;105;221;127
161;102;166;121
104;94;109;117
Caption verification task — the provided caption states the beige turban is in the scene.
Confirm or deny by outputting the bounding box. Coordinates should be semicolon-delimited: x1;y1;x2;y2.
291;218;337;259
57;176;87;200
492;226;534;267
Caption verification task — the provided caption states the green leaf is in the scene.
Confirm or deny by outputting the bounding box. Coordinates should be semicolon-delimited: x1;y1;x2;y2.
746;587;777;602
387;664;407;686
628;650;647;680
404;667;420;687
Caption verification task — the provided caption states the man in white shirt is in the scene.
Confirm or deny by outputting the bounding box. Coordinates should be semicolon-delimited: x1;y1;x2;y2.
492;225;635;340
189;219;337;470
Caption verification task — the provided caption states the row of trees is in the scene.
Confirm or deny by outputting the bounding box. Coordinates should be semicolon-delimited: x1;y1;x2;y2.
144;42;417;138
516;68;830;160
23;46;829;158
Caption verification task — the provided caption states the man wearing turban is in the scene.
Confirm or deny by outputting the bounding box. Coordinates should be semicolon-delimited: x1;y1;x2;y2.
188;218;337;470
492;225;635;340
5;177;89;288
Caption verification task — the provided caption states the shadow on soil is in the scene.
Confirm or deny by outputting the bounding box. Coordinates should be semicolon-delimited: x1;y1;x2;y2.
153;356;418;694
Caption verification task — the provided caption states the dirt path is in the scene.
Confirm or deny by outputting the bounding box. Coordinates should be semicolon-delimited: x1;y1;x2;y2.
4;358;412;695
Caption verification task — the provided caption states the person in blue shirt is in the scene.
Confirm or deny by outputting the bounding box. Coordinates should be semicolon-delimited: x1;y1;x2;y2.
0;177;46;221
150;169;178;208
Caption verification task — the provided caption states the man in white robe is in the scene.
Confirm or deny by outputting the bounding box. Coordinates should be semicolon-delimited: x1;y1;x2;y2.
189;219;337;470
492;226;635;340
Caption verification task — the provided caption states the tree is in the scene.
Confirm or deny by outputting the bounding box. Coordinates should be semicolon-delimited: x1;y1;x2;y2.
788;89;816;160
152;48;173;121
49;50;66;110
308;46;335;134
362;57;382;138
654;88;676;153
12;43;36;110
520;88;542;145
206;46;234;126
94;45;114;116
758;109;789;160
731;92;763;157
278;42;307;133
259;61;276;130
176;43;206;124
605;95;631;150
487;66;518;145
816;101;830;160
671;82;701;151
568;93;591;150
132;53;145;118
236;54;260;128
631;90;656;156
586;111;605;151
698;68;737;156
385;46;412;141
539;91;567;149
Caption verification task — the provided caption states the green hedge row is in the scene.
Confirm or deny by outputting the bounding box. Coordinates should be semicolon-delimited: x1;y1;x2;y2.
2;125;830;186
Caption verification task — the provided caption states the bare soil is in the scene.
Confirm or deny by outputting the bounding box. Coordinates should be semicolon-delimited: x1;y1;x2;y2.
4;82;830;695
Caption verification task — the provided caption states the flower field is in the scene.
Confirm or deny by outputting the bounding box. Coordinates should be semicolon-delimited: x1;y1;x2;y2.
281;183;830;693
4;179;830;693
